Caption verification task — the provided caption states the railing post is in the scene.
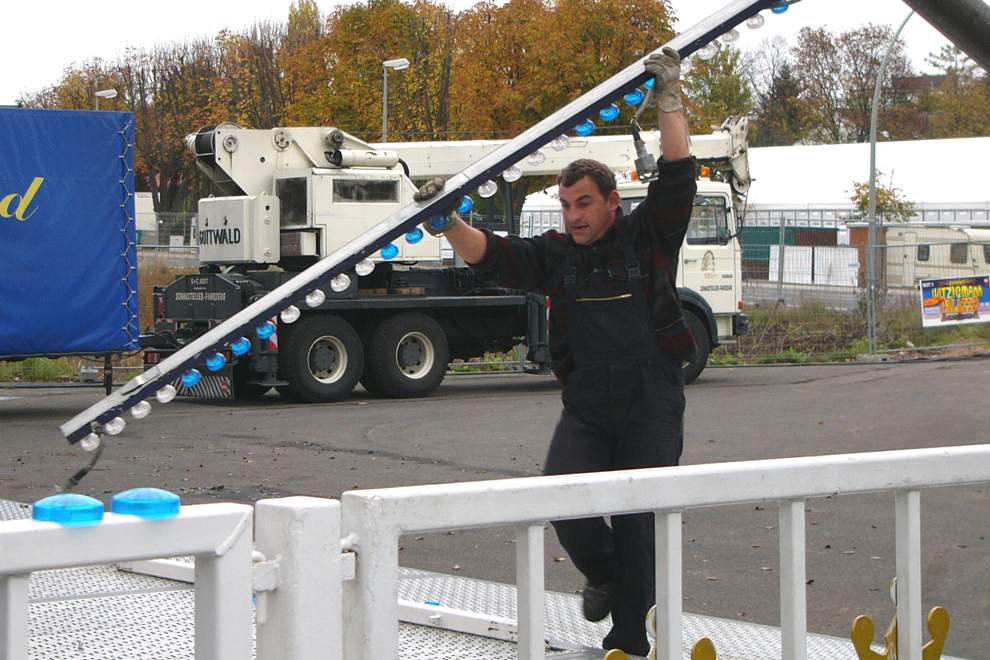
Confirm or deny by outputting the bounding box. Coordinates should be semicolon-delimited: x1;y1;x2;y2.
654;511;682;660
895;490;923;660
516;523;546;660
194;512;254;660
779;499;807;660
255;497;342;660
342;498;400;660
0;574;29;660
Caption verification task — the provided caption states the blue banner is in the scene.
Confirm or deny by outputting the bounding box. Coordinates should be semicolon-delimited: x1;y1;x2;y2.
0;108;137;358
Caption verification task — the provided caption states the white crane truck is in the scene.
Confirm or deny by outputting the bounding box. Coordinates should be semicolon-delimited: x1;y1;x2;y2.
141;117;752;402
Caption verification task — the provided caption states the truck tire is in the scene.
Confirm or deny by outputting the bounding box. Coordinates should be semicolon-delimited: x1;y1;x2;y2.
682;309;710;385
361;312;449;398
277;315;363;403
231;360;272;400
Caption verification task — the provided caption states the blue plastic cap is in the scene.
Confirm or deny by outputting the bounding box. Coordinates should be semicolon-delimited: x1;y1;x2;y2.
33;493;105;526
575;119;595;137
112;488;181;519
256;321;277;339
406;227;424;244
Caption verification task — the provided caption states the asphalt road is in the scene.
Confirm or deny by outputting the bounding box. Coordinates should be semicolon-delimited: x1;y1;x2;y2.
2;358;989;658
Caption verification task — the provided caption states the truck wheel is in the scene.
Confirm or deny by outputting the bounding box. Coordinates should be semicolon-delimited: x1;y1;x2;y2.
231;360;271;400
362;312;449;398
277;315;363;403
682;309;710;385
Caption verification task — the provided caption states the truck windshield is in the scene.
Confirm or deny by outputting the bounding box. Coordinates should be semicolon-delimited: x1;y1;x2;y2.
620;194;729;245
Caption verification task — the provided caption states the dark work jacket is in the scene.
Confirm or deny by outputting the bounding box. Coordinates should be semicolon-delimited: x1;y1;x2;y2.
470;157;699;383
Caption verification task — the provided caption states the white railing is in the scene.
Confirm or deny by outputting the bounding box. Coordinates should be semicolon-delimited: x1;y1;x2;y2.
3;446;989;660
341;444;990;660
0;502;255;660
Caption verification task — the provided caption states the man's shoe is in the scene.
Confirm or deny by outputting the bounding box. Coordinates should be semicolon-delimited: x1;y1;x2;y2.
581;582;613;622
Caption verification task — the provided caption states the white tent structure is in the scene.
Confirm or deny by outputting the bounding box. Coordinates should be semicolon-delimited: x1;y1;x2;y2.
745;137;990;224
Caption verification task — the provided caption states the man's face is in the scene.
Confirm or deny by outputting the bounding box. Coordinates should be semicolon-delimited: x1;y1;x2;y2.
558;176;620;246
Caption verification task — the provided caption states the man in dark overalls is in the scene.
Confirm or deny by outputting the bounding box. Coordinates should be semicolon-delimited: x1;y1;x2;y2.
416;48;696;657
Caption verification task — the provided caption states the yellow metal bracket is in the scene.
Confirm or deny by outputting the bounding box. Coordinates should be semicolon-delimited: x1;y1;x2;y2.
851;605;950;660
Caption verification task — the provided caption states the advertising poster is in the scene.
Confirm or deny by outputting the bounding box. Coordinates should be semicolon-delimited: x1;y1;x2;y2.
920;275;990;327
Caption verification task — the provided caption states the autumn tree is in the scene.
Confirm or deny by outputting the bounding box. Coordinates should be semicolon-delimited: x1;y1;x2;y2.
849;171;916;224
920;45;990;138
745;36;806;146
792;25;913;143
683;42;752;135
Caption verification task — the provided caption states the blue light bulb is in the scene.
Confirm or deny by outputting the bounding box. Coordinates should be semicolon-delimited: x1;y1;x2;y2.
381;243;399;260
181;368;202;387
644;77;655;90
575;119;595;136
33;493;104;526
428;215;449;232
231;337;251;356
624;88;644;105
112;488;181;519
256;321;276;339
406;227;424;244
771;2;788;13
206;352;227;371
457;196;474;214
599;104;620;121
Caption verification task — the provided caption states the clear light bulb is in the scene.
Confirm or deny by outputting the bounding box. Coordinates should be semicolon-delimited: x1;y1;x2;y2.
680;58;694;76
526;150;546;166
575;119;595;136
181;368;202;387
104;416;126;436
280;305;301;323
478;180;498;198
599;104;620;121
80;433;102;452
405;227;424;244
746;13;765;29
501;165;522;183
355;259;375;276
381;243;399;259
131;400;151;419
156;384;177;403
720;28;740;44
206;352;227;371
696;43;717;61
457;196;474;214
307;288;328;305
329;275;350;293
624;88;644;105
549;135;570;151
256;321;276;339
231;337;251;356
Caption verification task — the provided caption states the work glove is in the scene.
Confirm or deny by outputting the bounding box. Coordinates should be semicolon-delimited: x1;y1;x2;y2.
414;177;463;237
644;46;683;113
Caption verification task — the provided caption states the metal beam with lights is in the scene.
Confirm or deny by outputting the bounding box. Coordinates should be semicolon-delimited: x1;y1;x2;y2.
61;0;792;444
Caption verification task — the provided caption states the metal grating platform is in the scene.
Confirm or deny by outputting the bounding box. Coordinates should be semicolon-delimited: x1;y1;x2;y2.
1;500;969;660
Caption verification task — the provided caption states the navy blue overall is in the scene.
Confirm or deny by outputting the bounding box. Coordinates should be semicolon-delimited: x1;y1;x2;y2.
543;234;685;656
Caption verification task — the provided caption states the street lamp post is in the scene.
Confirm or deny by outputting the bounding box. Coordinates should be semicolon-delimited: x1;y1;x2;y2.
94;89;117;111
382;58;409;143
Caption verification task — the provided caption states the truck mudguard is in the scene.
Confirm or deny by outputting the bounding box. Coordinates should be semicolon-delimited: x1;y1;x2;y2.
0;109;137;359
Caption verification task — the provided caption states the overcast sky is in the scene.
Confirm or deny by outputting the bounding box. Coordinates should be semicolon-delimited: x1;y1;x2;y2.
1;0;956;106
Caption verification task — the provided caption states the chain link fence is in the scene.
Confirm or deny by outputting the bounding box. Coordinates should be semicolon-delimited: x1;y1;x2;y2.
721;216;990;365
